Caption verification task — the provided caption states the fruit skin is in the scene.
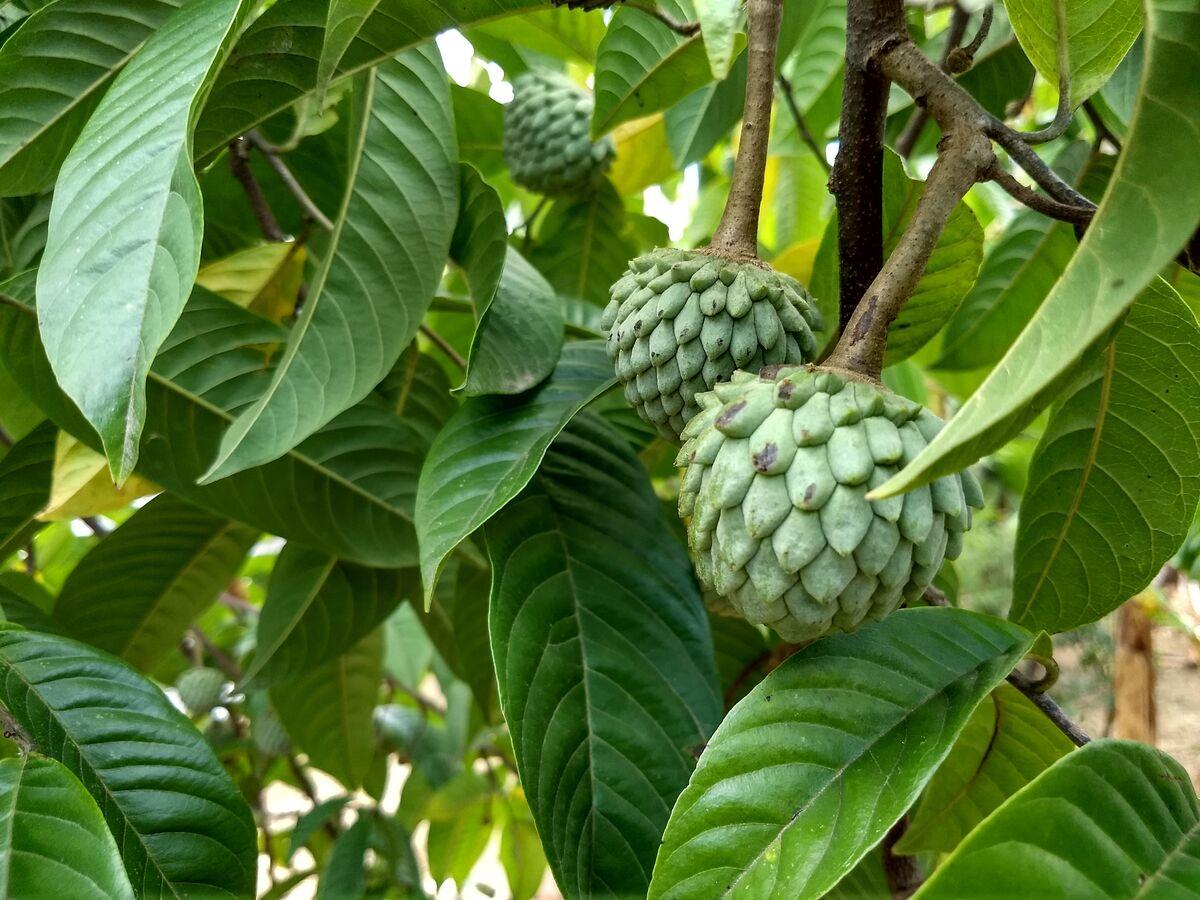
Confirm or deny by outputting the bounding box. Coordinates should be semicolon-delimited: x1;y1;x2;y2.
503;69;615;196
176;666;225;714
677;366;982;642
602;248;823;442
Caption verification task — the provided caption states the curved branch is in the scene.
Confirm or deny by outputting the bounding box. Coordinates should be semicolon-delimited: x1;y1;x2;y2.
986;162;1093;224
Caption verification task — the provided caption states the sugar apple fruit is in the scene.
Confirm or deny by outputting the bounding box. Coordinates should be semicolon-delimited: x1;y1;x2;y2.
677;366;982;642
602;248;823;442
504;69;615;195
176;666;225;714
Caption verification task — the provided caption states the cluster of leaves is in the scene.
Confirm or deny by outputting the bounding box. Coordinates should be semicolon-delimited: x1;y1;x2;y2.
0;0;1196;898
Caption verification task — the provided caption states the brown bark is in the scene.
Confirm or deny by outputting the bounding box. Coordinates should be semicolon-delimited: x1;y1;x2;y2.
1113;594;1157;744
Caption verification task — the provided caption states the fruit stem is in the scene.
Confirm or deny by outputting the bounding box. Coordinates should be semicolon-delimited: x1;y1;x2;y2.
707;0;783;261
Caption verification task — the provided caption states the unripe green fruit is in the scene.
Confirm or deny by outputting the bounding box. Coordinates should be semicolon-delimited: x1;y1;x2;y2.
176;666;225;714
677;366;982;642
602;248;823;442
252;706;292;756
503;70;615;196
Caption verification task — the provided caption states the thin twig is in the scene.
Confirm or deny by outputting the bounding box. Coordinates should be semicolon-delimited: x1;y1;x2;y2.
246;131;335;231
882;815;923;898
192;627;243;681
986;161;1094;224
957;4;992;61
777;74;831;172
229;138;286;242
1007;668;1091;747
708;0;784;259
520;196;550;253
288;756;340;840
895;4;969;159
419;324;466;370
623;1;700;35
1083;99;1122;151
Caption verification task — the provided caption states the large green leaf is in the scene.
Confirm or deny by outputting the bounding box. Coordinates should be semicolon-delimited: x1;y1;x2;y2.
202;47;457;482
1009;280;1200;633
317;814;370;899
896;682;1075;855
35;0;251;483
0;420;53;563
648;608;1033;900
0;0;183;196
0;573;57;633
665;53;747;166
917;740;1199;898
418;558;498;721
0;280;425;567
0;754;134;900
194;0;550;160
315;0;379;100
273;627;383;789
245;542;406;687
934;143;1090;371
694;0;741;79
592;0;714;137
52;494;257;671
462;246;565;396
1006;0;1143;105
779;0;846;112
877;0;1200;497
530;179;634;306
415;340;614;602
487;413;721;898
468;7;607;64
0;628;258;897
450;164;506;325
451;86;506;176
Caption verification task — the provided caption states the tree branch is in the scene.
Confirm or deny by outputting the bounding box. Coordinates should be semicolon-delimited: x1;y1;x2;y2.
707;0;784;260
894;4;970;159
826;126;994;379
229;138;285;242
1014;0;1072;144
246;131;335;231
1007;668;1091;747
986;161;1094;224
624;1;700;35
830;0;906;332
777;74;831;173
419;323;466;370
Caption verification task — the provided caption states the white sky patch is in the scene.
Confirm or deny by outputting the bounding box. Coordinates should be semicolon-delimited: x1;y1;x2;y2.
435;30;476;86
644;164;700;242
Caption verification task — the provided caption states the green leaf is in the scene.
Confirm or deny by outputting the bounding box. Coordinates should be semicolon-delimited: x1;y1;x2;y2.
0;0;183;196
273;628;383;789
824;850;890;900
0;573;57;633
462;246;565;397
427;793;492;884
665;53;746;166
648;608;1034;900
916;740;1199;898
695;0;741;79
778;0;846;112
0;281;425;568
469;7;607;63
316;0;379;101
0;754;135;900
452;85;506;176
195;0;549;160
487;413;721;898
52;494;257;671
415;340;615;603
592;0;715;137
531;179;634;305
0;420;53;564
245;542;406;687
201;47;457;482
935;143;1089;371
35;0;251;483
0;628;257;897
896;682;1075;855
417;558;498;721
316;814;370;900
500;799;548;900
450;164;506;323
876;0;1200;498
1009;280;1200;633
287;795;351;862
1006;0;1143;105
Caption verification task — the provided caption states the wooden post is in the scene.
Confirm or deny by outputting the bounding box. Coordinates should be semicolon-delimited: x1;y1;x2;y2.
1112;591;1157;744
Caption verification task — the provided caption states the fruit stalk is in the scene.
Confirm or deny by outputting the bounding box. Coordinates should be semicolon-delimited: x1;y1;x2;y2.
707;0;784;261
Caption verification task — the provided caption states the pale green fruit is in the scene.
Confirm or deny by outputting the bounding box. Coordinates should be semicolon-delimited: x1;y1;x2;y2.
176;666;225;714
677;366;982;642
602;248;823;442
503;70;616;195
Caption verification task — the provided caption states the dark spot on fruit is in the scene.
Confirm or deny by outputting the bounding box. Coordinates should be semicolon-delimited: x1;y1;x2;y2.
804;483;816;503
716;400;746;428
753;442;778;472
778;380;794;400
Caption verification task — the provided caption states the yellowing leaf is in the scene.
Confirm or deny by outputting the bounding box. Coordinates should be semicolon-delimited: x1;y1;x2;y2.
196;242;305;322
39;434;156;522
608;113;675;195
772;238;821;285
